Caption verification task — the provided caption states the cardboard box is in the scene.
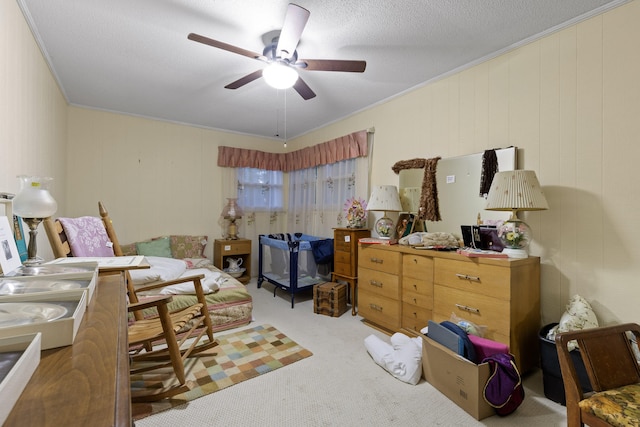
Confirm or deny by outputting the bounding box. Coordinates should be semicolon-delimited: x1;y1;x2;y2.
0;290;86;350
421;334;495;420
0;332;41;425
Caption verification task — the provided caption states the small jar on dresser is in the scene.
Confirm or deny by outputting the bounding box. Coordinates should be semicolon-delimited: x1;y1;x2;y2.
332;228;370;315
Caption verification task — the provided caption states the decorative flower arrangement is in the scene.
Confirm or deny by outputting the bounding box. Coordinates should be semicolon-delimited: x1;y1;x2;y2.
498;220;530;249
344;197;367;228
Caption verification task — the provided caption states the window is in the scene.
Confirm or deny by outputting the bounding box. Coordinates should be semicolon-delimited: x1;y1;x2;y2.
236;168;284;211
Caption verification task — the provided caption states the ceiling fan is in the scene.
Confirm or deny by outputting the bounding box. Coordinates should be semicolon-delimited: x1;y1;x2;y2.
188;3;366;100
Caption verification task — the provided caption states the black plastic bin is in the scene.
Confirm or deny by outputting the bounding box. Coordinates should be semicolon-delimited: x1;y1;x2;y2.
539;323;592;405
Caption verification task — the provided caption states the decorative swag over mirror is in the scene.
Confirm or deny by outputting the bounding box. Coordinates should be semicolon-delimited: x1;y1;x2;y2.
217;130;368;172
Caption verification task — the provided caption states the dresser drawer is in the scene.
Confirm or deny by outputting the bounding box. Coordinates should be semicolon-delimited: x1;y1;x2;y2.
359;291;400;331
334;261;352;277
402;254;434;280
433;284;509;343
358;246;401;274
217;240;251;255
402;289;433;309
334;250;351;264
334;230;353;252
358;268;400;299
402;303;432;333
434;258;511;300
402;275;433;298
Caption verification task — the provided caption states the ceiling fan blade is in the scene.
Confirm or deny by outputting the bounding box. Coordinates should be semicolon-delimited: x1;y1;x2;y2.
188;33;264;61
225;69;264;89
293;77;316;100
299;59;367;73
276;4;310;60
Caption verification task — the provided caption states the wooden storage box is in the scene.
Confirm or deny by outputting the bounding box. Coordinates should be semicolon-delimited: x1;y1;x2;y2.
313;282;348;317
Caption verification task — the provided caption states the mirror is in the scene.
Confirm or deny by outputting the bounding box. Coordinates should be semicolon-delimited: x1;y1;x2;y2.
398;147;516;235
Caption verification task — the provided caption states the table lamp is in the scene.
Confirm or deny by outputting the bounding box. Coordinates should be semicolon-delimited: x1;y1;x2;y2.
485;170;548;258
367;185;402;239
220;198;243;240
12;175;58;265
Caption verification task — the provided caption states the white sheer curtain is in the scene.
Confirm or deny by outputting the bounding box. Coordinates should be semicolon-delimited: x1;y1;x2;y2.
220;167;287;273
287;154;370;238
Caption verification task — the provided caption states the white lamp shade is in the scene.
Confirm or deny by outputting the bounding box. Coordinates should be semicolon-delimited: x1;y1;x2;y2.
263;62;299;89
12;175;57;218
367;185;402;212
485;170;549;212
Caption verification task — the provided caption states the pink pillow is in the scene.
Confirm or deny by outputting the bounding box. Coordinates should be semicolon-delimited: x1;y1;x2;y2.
468;334;509;361
58;216;115;257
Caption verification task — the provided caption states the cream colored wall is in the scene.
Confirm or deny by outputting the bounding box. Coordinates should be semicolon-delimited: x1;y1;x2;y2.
291;1;640;326
66;107;276;259
1;0;67;262
6;0;639;327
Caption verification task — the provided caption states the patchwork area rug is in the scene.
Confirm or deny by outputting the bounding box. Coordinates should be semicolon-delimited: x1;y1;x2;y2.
131;324;312;421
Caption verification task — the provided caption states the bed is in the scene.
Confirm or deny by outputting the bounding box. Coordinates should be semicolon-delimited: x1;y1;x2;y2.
119;236;253;333
257;233;333;308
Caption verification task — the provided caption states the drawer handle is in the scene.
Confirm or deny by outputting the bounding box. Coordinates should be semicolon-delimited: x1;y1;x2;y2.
455;273;480;282
369;304;383;312
369;280;383;288
455;303;480;314
370;257;384;264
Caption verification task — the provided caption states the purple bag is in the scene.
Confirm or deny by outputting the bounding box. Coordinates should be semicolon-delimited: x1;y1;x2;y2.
482;353;524;416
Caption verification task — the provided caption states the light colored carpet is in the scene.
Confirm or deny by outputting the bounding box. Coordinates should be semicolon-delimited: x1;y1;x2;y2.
131;324;312;421
136;279;567;426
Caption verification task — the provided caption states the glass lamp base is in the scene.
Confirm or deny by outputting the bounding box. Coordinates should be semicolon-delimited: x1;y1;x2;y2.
375;216;394;239
497;219;531;258
501;247;528;259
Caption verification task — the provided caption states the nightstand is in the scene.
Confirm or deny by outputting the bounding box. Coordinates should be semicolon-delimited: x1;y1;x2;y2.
213;238;251;284
332;227;370;315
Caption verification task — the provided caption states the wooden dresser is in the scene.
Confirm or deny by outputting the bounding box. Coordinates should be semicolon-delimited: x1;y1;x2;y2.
332;228;370;315
358;243;540;373
5;274;131;427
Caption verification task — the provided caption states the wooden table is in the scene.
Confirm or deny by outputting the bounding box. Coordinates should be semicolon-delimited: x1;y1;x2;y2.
5;274;131;427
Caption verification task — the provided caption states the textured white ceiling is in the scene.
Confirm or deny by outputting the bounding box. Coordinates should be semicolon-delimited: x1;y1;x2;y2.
18;0;627;142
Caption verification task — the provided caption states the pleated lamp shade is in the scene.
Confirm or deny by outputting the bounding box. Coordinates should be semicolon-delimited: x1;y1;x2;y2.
485;170;548;215
367;185;403;212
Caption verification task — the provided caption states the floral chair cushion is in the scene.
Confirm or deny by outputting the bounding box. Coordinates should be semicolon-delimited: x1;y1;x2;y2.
579;383;640;427
58;216;115;257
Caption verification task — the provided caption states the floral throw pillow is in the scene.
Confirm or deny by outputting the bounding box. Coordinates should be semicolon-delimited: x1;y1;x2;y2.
170;235;208;259
557;294;599;351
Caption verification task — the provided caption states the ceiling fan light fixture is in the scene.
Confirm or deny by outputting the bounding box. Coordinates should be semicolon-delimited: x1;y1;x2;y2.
263;62;298;89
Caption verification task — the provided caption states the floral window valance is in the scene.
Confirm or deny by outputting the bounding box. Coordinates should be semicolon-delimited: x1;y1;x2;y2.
217;130;368;172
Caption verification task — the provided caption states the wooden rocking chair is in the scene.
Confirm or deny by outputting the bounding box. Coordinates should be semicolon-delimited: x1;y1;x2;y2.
44;202;218;402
